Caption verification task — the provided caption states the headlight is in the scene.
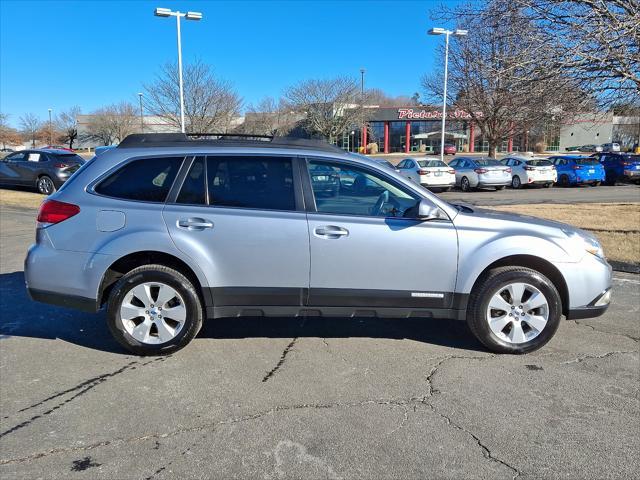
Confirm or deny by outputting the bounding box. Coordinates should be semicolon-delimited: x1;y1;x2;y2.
564;229;605;259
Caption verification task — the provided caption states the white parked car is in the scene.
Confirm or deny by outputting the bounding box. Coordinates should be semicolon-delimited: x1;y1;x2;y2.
501;157;557;188
447;157;511;191
601;143;620;153
395;158;456;191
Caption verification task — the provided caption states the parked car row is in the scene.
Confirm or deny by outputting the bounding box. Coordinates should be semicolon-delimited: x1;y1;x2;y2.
566;143;620;153
395;151;640;192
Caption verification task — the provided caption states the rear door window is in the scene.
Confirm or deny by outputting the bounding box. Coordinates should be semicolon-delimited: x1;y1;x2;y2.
95;156;183;202
206;156;295;211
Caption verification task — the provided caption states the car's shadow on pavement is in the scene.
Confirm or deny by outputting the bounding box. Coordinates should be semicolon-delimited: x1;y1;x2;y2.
0;271;486;354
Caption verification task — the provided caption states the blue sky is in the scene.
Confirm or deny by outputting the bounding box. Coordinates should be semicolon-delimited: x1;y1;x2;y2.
0;0;459;126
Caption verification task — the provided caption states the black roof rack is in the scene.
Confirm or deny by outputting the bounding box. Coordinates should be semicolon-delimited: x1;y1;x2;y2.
117;133;345;154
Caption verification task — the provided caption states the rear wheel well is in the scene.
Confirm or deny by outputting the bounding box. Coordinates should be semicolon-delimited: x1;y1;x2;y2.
99;251;204;308
471;255;569;316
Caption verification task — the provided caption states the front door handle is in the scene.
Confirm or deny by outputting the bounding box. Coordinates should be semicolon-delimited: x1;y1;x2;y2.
314;225;349;239
177;218;214;231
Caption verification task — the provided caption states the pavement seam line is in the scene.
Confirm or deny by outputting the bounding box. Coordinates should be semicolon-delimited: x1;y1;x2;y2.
568;319;640;343
262;337;298;382
562;350;637;364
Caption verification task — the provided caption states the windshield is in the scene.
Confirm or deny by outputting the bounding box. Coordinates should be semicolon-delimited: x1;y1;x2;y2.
475;159;502;166
526;159;552;166
575;159;600;165
418;160;447;167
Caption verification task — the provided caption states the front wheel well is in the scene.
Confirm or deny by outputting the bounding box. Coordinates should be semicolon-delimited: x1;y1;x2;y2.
98;251;205;308
471;255;569;316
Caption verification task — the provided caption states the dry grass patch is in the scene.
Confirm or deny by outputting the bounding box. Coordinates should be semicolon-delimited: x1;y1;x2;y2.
0;189;45;210
490;203;640;264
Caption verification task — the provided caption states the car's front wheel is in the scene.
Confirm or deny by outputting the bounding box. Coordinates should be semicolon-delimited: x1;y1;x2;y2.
107;264;203;355
466;266;562;354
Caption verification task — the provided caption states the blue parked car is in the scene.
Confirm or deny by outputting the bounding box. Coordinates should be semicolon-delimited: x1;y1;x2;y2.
548;155;605;187
592;152;640;185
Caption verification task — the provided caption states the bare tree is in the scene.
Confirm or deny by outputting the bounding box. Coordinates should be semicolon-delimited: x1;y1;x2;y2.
422;1;590;157
0;113;21;149
86;102;138;145
19;113;44;148
366;88;419;106
144;60;242;133
239;97;301;136
55;106;81;149
284;77;366;141
512;0;639;105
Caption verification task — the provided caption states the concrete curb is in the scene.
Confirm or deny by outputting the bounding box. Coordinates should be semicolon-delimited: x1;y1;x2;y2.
610;261;640;274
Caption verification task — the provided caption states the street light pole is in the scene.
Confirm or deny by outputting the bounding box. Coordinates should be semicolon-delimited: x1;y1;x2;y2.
154;8;203;133
360;68;365;153
48;109;52;145
428;27;468;162
138;93;144;132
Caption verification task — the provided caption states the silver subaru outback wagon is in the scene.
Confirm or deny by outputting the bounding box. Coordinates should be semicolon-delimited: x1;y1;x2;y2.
25;133;612;355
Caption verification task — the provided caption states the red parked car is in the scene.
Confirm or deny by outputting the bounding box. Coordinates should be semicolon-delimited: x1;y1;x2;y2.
434;144;457;155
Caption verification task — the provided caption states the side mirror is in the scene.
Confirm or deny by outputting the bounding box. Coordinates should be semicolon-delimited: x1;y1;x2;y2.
417;200;445;221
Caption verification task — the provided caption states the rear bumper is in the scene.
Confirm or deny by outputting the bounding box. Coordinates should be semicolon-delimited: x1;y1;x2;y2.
27;288;98;312
477;180;510;187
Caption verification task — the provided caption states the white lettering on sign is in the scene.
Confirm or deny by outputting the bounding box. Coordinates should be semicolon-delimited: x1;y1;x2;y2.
397;108;483;120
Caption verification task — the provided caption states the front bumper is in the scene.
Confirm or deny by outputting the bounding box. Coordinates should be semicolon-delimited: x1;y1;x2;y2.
566;288;611;319
556;253;612;319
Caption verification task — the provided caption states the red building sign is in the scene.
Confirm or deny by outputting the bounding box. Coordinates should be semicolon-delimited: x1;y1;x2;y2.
397;108;482;120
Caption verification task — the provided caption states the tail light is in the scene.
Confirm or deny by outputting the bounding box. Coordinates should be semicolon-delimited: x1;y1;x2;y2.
417;169;430;175
524;166;535;171
53;162;70;168
37;200;80;225
505;168;512;173
474;168;488;174
448;169;456;174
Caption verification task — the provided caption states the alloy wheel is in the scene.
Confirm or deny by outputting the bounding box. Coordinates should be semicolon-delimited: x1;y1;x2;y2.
37;177;54;195
486;282;549;344
120;282;187;344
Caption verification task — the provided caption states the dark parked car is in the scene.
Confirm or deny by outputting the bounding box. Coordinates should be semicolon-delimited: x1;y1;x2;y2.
0;149;85;194
592;152;640;184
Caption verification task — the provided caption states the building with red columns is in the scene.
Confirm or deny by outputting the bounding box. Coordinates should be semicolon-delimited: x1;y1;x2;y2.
346;106;527;154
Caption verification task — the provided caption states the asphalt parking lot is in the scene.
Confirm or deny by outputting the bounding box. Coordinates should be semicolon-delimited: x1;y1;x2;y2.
1;194;639;479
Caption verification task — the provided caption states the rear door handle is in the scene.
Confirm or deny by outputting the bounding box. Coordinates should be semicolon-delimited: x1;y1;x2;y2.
177;218;214;231
314;225;349;239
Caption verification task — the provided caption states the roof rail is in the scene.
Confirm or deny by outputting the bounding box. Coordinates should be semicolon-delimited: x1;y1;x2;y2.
117;133;345;153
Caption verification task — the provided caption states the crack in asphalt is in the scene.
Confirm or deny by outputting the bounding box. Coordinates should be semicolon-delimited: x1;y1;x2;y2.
563;350;637;364
0;357;170;440
420;354;520;479
568;319;640;343
262;337;298;382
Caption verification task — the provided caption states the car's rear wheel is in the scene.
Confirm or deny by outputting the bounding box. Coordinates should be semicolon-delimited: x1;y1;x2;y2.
460;176;471;192
107;264;203;355
36;176;56;195
511;175;521;189
466;266;562;354
559;174;570;187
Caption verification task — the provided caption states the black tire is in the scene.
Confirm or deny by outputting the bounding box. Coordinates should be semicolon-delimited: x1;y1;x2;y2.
495;185;506;191
466;266;562;354
36;175;56;195
106;264;203;355
559;174;571;187
511;175;521;189
460;176;471;192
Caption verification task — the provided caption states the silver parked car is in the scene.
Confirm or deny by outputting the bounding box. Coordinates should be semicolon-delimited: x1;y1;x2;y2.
448;157;511;191
25;133;612;355
501;157;557;188
396;157;456;191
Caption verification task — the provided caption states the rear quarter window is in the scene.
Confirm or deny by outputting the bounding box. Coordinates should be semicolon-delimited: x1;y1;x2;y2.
95;156;183;202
